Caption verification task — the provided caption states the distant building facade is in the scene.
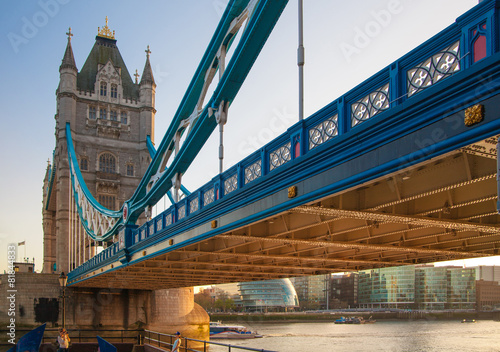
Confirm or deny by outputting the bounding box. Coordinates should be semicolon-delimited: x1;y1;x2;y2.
330;273;358;309
13;262;35;273
475;266;500;283
476;279;500;311
354;265;478;310
291;275;328;310
237;279;299;312
415;266;449;310
358;266;416;309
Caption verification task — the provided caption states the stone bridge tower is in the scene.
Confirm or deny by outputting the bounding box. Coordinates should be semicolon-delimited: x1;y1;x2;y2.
40;20;208;339
42;21;155;274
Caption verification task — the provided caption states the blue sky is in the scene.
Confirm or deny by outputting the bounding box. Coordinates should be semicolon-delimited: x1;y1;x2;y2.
1;0;498;272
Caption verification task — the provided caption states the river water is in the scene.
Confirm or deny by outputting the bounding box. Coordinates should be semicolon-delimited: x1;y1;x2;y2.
208;320;500;352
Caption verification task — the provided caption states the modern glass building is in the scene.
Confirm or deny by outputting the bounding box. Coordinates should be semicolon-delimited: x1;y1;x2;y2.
447;267;476;309
358;265;477;310
237;278;299;312
358;266;415;309
290;275;328;310
415;266;448;310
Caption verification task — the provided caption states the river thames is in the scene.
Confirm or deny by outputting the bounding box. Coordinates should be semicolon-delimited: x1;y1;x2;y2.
209;320;500;352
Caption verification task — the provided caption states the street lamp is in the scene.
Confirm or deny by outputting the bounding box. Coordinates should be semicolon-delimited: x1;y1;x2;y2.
58;272;68;329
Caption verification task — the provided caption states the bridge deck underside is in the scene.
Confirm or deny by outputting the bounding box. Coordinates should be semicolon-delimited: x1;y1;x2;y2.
74;137;500;290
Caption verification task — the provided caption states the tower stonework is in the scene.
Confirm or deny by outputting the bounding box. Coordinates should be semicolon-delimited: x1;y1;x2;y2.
42;25;155;273
41;23;209;339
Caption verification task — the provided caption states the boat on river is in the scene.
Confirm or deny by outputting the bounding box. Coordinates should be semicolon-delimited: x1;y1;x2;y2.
461;319;476;323
334;316;376;324
209;321;263;339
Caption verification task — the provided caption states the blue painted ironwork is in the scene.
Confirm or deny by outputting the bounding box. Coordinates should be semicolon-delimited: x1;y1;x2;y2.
190;197;199;213
309;114;338;149
351;83;390;127
269;142;291;171
64;0;287;239
178;204;186;220
407;40;460;97
224;174;238;194
204;188;215;206
165;213;172;227
245;159;262;184
67;0;500;283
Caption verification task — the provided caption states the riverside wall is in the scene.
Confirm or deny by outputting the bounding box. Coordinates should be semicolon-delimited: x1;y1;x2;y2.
0;273;209;344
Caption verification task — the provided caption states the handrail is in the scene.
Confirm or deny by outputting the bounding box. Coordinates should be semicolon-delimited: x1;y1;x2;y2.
143;329;277;352
0;328;143;345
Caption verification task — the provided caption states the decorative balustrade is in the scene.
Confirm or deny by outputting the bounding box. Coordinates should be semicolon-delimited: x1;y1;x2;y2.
69;0;499;280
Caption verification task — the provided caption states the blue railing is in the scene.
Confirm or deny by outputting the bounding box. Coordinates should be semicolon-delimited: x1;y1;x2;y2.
129;0;496;243
69;0;499;280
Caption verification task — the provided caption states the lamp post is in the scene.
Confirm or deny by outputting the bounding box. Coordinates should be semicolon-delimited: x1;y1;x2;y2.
59;272;68;329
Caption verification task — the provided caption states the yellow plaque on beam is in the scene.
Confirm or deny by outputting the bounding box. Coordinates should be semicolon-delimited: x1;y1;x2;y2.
169;239;174;245
464;104;484;126
288;186;297;198
211;220;218;228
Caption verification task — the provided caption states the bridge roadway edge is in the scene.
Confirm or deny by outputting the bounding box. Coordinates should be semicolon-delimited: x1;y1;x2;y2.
69;49;500;287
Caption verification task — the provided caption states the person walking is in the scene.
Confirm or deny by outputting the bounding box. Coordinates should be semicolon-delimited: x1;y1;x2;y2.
171;331;182;352
57;328;70;352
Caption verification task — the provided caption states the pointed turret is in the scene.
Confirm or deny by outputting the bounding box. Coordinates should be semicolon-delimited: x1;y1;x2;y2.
139;45;156;144
60;28;77;71
58;27;78;95
140;45;156;86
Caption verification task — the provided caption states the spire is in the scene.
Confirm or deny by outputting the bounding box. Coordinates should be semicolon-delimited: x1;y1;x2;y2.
97;16;115;40
60;27;77;71
140;45;155;86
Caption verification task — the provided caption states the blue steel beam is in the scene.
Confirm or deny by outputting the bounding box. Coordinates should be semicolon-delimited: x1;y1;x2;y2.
67;0;500;283
68;48;500;285
65;0;288;239
125;0;288;223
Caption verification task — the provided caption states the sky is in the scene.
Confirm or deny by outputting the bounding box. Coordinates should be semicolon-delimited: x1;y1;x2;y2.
1;0;499;273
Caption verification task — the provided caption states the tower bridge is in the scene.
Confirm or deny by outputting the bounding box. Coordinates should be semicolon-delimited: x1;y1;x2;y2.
40;0;500;341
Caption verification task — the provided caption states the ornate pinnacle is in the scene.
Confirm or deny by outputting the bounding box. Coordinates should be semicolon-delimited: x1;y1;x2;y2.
134;69;140;84
66;27;73;42
97;16;115;39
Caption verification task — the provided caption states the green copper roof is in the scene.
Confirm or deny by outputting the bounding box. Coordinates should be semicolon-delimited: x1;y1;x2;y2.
77;36;138;99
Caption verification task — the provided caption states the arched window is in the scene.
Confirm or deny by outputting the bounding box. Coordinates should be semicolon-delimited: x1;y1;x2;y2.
100;82;107;96
111;84;117;98
99;153;116;174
